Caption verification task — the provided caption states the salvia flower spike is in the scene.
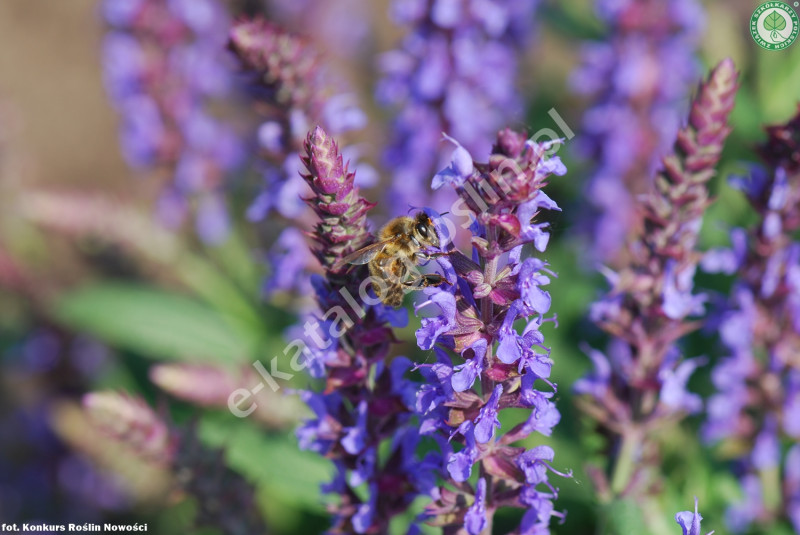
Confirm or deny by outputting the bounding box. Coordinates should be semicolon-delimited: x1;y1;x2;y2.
572;0;705;262
294;126;424;533
101;0;242;243
575;58;738;506
702;106;800;532
416;127;570;534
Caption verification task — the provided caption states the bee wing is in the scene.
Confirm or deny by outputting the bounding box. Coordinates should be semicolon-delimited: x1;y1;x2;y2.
333;239;394;269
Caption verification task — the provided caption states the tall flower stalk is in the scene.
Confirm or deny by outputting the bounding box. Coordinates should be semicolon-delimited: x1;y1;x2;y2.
571;0;704;262
294;126;422;533
574;60;738;508
101;0;243;243
378;0;539;214
414;127;569;534
229;17;368;296
702;107;800;533
229;17;367;221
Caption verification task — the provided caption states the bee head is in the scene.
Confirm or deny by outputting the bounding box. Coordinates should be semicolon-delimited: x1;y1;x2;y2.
414;212;441;249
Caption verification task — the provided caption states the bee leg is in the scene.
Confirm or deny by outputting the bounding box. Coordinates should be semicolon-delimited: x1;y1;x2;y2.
415;251;452;263
403;274;451;289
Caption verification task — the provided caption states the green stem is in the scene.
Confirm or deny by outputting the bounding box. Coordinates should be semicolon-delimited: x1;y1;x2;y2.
478;227;499;532
609;428;640;497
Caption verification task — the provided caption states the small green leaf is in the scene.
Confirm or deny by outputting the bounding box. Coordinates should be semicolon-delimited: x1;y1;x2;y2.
764;10;787;31
52;283;256;363
199;415;330;511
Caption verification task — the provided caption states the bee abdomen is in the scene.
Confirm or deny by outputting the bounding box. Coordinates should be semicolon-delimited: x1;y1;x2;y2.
382;286;404;307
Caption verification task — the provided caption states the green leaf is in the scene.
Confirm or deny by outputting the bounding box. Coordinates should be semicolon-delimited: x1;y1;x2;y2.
598;498;648;535
52;283;256;363
199;415;330;511
175;254;265;338
764;10;787;31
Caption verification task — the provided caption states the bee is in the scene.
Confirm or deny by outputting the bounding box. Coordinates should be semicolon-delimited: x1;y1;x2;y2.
334;212;451;307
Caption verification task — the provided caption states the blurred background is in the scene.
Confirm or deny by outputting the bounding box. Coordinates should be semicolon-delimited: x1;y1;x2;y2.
1;0;799;533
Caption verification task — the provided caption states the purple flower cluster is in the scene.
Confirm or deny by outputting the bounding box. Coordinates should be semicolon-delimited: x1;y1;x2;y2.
701;107;800;533
264;0;373;60
229;17;369;298
378;0;539;214
102;0;243;243
229;17;368;222
415;128;570;533
571;0;704;262
293;127;424;533
575;60;738;501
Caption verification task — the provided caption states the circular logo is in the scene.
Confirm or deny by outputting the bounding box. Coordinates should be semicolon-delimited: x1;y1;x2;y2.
751;2;799;50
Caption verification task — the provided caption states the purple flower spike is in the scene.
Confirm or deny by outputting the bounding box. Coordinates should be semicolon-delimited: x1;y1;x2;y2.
576;60;739;507
703;106;800;532
572;0;705;262
415;127;569;533
230;17;367;221
292;127;423;533
101;0;241;243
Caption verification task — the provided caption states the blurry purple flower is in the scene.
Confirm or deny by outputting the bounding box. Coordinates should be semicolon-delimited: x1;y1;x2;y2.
576;60;739;503
726;475;764;533
265;0;372;60
22;330;61;373
101;0;241;243
229;18;367;221
195;193;230;245
573;345;611;399
659;357;704;414
572;0;705;262
379;0;541;213
264;227;315;296
751;420;780;470
703;107;800;531
675;497;714;535
786;445;800;533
